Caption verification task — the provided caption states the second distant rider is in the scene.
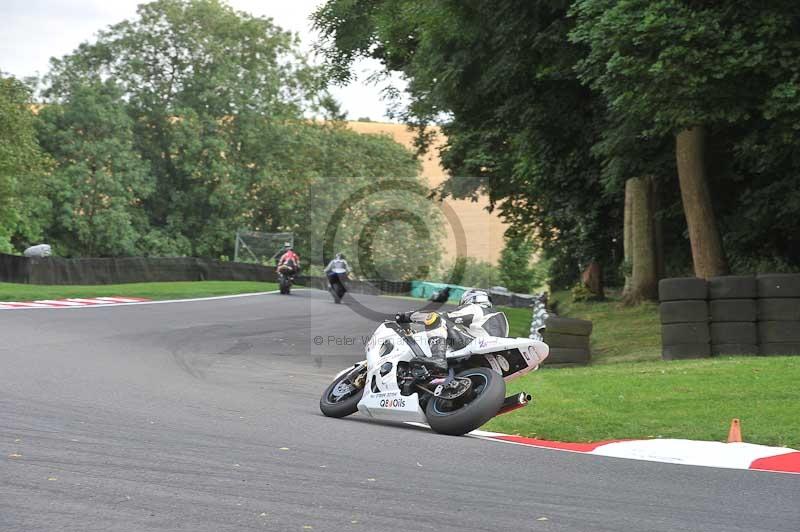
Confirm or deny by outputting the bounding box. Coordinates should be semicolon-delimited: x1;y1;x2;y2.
324;253;351;303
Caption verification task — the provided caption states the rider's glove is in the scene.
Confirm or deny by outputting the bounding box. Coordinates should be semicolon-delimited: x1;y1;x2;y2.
394;311;414;324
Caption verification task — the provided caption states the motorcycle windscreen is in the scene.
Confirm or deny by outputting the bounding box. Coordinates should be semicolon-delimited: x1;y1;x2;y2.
481;312;510;337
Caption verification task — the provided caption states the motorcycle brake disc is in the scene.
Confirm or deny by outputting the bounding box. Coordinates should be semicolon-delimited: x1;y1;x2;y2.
433;377;472;400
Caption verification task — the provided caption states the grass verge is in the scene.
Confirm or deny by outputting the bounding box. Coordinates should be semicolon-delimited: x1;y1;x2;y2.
501;291;661;364
0;281;278;302
484;356;800;448
549;290;661;363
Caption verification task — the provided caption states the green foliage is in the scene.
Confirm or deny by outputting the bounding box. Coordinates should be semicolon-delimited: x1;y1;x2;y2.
313;0;622;288
571;0;800;272
316;0;800;283
432;256;499;289
570;0;800;135
0;74;51;252
498;236;537;293
37;82;153;256
25;0;437;267
570;282;602;303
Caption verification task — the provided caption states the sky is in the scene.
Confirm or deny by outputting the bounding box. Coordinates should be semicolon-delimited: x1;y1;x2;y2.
0;0;403;121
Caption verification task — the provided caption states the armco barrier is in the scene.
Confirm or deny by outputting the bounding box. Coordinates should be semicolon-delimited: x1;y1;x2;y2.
296;276;411;296
0;253;277;285
658;274;800;359
0;253;30;283
1;252;537;307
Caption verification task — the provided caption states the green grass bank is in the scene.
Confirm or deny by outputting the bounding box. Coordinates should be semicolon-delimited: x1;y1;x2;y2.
485;356;800;448
0;281;278;302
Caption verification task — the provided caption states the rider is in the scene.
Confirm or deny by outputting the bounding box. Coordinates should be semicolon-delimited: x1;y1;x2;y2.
276;243;300;276
400;289;493;372
324;252;351;302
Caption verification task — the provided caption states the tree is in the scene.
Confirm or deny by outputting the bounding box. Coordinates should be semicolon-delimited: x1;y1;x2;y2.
37;82;153;256
499;235;537;293
623;176;658;303
433;257;500;289
570;0;800;278
313;0;623;290
0;74;50;253
44;0;325;257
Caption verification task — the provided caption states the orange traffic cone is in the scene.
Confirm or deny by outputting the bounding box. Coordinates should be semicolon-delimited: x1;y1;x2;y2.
727;418;742;443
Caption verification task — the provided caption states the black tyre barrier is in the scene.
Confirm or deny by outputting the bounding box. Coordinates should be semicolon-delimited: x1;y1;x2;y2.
661;322;710;345
544;316;593;336
708;275;757;299
662;343;711;360
660;301;708;324
757;273;800;298
759;343;800;356
711;343;759;356
758;321;800;343
757;298;800;322
541;332;590;349
545;347;591;365
658;277;708;302
710;322;757;345
709;299;757;323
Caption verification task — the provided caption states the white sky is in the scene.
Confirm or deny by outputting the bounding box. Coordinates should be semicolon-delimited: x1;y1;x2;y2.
0;0;403;121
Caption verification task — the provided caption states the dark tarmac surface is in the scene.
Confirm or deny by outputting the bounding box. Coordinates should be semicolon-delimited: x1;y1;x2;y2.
1;289;798;531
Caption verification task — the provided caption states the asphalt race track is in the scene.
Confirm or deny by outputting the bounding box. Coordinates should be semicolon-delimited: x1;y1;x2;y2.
2;290;798;532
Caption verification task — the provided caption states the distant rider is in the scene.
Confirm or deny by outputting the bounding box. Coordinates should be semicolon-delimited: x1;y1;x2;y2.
324;253;351;303
276;243;300;276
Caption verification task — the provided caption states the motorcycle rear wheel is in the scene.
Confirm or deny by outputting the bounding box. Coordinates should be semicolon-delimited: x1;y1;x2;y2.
279;276;291;294
425;367;505;436
320;369;365;418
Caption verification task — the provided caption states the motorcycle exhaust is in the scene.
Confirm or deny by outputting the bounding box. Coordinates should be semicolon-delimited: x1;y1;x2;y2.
496;392;532;416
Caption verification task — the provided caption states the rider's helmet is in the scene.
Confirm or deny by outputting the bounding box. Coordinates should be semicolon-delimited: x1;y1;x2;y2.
335;252;345;260
283;241;292;250
459;289;492;308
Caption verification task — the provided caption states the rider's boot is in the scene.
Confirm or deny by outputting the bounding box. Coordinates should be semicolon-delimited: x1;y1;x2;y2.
410;323;448;374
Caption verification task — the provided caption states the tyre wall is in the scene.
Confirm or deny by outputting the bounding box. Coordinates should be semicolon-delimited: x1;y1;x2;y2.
541;315;593;365
658;277;710;360
757;274;800;355
658;274;800;359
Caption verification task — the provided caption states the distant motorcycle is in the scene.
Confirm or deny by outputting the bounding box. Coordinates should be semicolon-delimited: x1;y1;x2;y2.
277;264;296;295
327;272;347;304
320;308;549;435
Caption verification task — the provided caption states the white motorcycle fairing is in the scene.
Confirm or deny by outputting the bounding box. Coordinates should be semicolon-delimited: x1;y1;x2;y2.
354;320;549;423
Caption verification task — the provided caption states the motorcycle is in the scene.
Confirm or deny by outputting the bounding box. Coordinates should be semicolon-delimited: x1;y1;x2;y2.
327;272;347;304
320;307;549;435
277;264;296;295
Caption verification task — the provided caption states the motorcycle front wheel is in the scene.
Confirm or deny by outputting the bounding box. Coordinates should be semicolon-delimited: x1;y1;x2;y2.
319;367;366;418
425;367;505;436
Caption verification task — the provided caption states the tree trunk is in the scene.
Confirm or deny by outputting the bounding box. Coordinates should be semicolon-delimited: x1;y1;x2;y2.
581;261;604;299
622;179;634;296
675;126;728;278
651;178;665;280
624;176;658;304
